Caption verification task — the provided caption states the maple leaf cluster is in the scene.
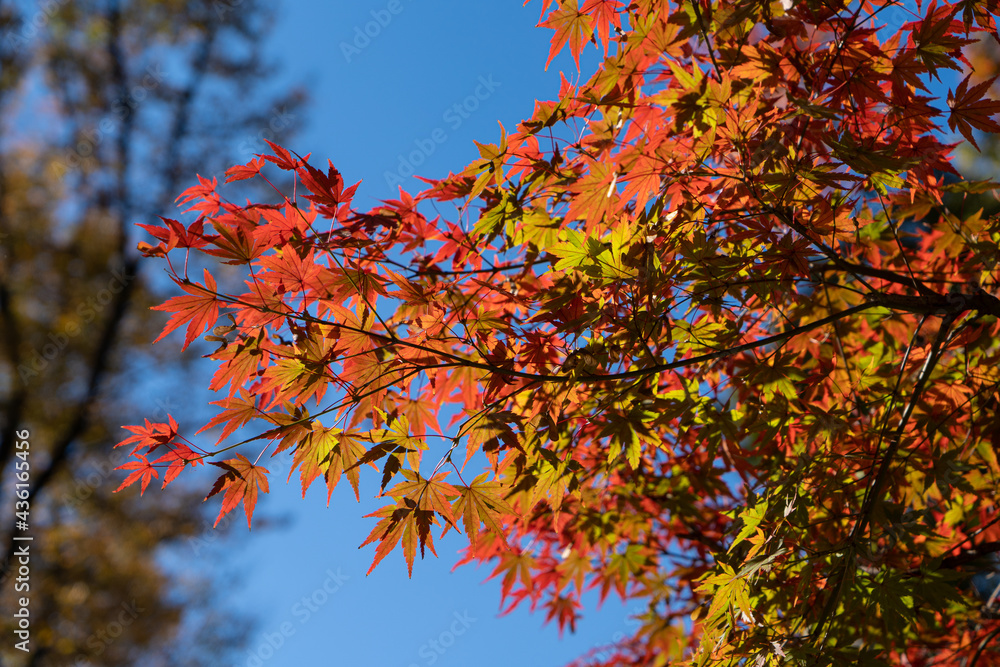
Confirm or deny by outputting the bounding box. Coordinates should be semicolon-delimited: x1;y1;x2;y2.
119;0;1000;664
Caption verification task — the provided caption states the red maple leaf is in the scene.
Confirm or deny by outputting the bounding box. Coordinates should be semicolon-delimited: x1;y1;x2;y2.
114;455;159;495
197;392;263;444
261;139;309;170
175;173;223;216
137;216;208;252
225;156;267;183
948;73;1000;149
116;415;179;455
152;443;202;487
152;268;223;351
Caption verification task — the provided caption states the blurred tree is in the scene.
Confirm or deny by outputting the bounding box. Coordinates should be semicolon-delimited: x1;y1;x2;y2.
0;1;304;665
959;35;1000;181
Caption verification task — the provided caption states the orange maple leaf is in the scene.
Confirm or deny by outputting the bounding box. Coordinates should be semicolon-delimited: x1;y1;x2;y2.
152;269;222;351
542;0;594;71
205;454;270;529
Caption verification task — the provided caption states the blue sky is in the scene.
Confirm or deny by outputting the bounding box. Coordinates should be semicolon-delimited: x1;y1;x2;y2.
173;3;635;667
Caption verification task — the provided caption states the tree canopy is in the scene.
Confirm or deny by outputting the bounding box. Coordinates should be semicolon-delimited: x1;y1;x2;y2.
0;0;302;664
122;0;1000;664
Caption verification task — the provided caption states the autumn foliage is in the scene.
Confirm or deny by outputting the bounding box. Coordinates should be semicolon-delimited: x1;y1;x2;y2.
120;0;1000;664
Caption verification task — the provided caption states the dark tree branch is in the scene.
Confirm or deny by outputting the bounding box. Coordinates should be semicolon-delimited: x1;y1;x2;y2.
0;6;218;578
0;0;29;525
813;257;940;297
810;309;960;647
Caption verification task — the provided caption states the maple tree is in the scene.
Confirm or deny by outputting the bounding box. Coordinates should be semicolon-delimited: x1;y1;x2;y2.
121;0;1000;664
